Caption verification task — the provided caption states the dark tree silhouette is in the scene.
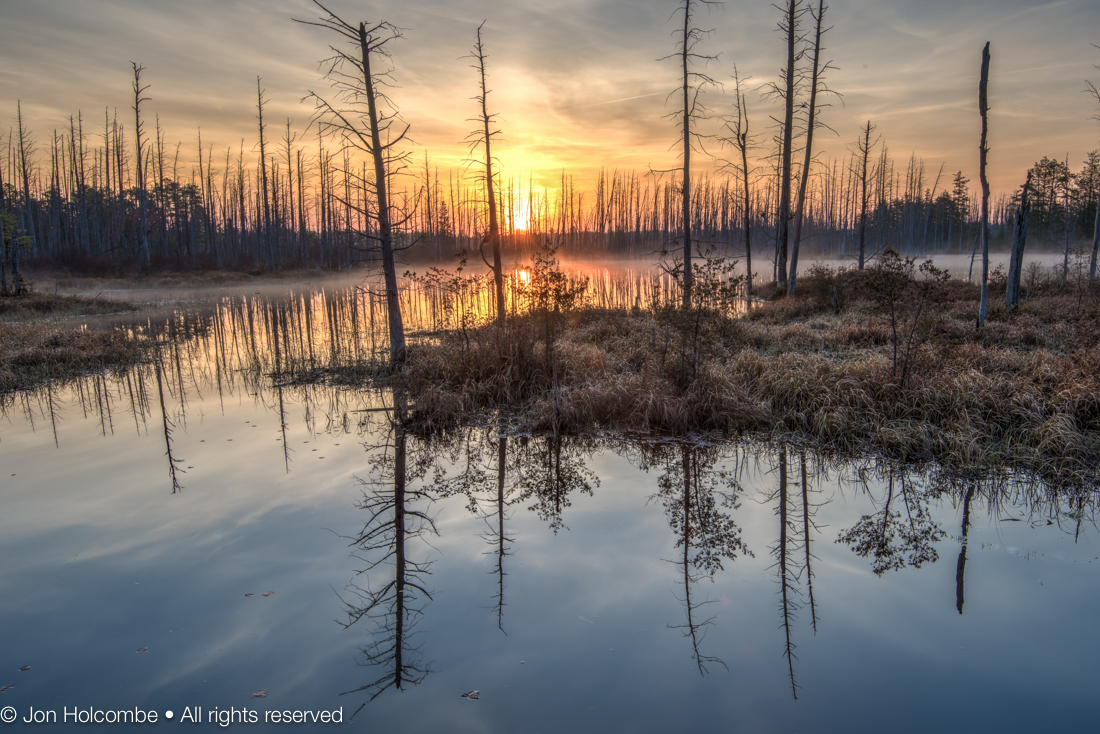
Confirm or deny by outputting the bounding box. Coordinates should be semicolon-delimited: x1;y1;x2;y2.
131;63;152;266
339;396;436;712
955;484;976;614
977;41;991;329
1006;172;1032;309
766;0;806;291
661;0;721;308
645;440;750;675
515;435;599;534
297;1;410;365
788;0;835;294
855;120;878;270
836;469;945;575
466;23;506;324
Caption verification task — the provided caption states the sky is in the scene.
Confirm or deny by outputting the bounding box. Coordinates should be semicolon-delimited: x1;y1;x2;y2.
2;0;1099;195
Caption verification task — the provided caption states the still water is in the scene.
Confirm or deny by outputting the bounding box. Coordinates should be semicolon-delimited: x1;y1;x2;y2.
1;279;1098;733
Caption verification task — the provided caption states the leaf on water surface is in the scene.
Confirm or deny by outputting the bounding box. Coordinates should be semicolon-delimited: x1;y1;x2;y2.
252;690;267;698
460;691;479;700
244;593;254;597
262;592;274;597
0;685;13;692
136;647;148;653
18;667;30;672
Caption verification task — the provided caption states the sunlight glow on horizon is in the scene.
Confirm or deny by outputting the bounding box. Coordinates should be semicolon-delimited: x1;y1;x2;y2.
1;0;1098;199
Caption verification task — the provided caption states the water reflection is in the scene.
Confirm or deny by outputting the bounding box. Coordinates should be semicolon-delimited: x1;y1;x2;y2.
341;395;436;710
639;440;750;675
836;466;946;575
2;284;1100;730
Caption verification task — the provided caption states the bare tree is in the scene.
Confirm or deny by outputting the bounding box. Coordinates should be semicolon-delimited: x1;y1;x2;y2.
256;77;274;270
131;63;152;266
1082;46;1100;281
855;120;877;270
721;66;756;297
788;0;835;295
296;0;410;365
977;42;991;329
766;0;806;292
16;101;37;258
1089;54;1100;279
661;0;721;308
466;23;505;324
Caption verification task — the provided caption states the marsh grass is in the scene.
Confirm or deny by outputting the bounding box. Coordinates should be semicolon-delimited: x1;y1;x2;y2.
393;262;1100;483
0;290;149;392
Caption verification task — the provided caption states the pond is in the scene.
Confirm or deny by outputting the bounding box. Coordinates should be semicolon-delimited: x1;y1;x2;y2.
1;280;1097;733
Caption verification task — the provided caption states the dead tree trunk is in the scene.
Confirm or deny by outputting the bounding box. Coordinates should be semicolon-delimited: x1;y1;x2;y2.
1006;172;1031;309
788;0;830;295
680;0;694;308
132;63;152;266
856;121;875;270
774;0;802;292
469;24;506;324
257;78;274;271
977;42;991;330
297;3;409;365
1090;78;1100;280
729;68;754;297
663;0;719;308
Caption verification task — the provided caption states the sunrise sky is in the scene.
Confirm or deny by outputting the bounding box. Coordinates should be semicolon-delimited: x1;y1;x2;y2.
2;0;1098;194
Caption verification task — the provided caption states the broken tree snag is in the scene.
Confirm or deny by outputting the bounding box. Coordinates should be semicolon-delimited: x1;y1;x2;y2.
1006;172;1031;310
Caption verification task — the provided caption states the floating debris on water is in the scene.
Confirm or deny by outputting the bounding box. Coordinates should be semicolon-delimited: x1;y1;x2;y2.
261;591;274;597
244;593;254;597
460;690;479;700
136;647;148;653
18;666;30;672
251;690;267;698
0;685;14;692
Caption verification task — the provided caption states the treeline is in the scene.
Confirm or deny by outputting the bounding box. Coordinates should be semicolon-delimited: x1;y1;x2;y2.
1;32;1098;279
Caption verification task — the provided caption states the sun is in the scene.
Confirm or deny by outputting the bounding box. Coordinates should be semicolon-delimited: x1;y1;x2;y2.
511;201;532;232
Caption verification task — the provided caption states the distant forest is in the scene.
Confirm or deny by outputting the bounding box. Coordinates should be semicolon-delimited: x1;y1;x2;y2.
1;3;1098;278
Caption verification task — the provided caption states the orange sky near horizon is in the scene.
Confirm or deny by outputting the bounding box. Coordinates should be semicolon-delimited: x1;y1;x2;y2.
2;0;1098;199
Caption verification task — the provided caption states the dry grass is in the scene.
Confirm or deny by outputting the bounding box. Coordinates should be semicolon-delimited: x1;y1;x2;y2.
0;322;153;392
0;290;138;321
0;289;152;391
395;286;1100;482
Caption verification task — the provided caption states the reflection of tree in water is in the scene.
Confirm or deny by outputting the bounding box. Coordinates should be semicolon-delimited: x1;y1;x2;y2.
836;467;945;575
766;446;830;699
340;397;437;712
771;446;800;698
514;434;599;534
955;484;976;614
639;439;751;676
429;425;518;632
154;357;184;493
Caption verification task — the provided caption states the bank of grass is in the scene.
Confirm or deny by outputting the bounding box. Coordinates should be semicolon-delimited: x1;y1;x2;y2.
0;290;150;392
396;279;1100;482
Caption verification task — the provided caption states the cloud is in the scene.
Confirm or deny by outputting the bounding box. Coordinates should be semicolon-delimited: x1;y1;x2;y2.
1;0;1098;192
